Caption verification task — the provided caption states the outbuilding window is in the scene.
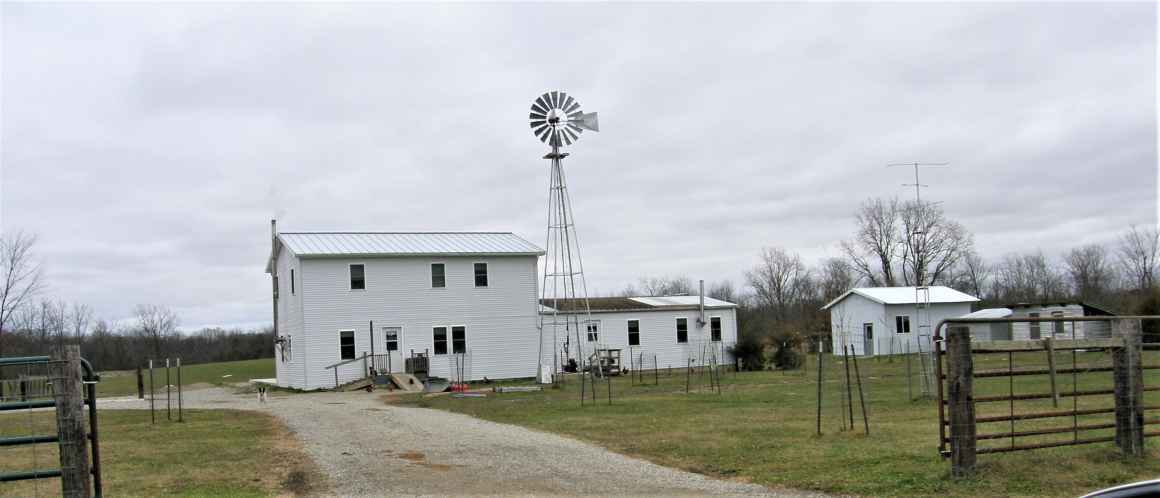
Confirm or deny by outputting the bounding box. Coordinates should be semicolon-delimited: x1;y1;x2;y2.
290;269;295;295
586;321;599;342
628;320;640;346
452;326;466;354
711;317;722;342
339;330;355;360
895;315;911;334
1029;313;1041;339
676;318;688;344
350;264;366;290
431;263;446;288
1052;311;1065;337
433;327;448;355
474;263;488;287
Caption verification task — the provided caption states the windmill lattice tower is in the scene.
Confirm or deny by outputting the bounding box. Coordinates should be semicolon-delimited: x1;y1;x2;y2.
528;91;600;384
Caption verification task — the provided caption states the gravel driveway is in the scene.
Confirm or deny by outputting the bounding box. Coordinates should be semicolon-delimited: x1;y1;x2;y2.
103;388;824;497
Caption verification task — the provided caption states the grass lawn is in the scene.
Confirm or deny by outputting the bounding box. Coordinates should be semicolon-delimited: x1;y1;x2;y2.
0;408;323;497
95;358;275;397
395;349;1160;497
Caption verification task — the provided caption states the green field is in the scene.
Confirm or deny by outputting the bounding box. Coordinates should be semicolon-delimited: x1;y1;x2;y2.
397;350;1160;497
95;358;274;397
0;409;322;497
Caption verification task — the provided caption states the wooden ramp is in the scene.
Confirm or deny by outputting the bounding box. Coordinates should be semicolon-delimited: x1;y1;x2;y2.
389;373;424;392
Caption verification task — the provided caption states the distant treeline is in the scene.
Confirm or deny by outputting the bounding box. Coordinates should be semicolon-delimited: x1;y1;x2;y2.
2;326;273;372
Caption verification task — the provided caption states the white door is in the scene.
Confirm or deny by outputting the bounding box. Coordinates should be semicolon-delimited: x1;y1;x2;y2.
382;326;404;373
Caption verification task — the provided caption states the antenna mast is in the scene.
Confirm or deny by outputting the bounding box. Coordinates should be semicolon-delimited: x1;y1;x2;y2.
887;161;949;399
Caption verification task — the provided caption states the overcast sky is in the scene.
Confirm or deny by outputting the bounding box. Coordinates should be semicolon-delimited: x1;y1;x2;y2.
2;2;1156;330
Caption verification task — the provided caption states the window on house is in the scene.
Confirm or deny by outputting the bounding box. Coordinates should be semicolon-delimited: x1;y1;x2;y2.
711;317;722;342
431;263;446;288
339;330;355;360
586;321;599;342
895;315;911;334
452;326;466;354
474;263;488;287
676;318;688;343
433;327;448;355
273;276;279;298
1052;311;1065;337
1029;313;1041;339
350;264;365;290
628;320;640;346
383;327;399;352
290;269;295;295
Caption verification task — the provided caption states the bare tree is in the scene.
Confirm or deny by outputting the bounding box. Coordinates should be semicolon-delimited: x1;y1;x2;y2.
69;302;93;340
1064;244;1117;302
134;304;179;358
841;198;902;286
634;275;695;296
706;280;740;304
747;247;809;321
816;257;857;303
992;251;1065;303
1117;225;1159;292
948;250;992;299
898;200;973;286
0;231;44;355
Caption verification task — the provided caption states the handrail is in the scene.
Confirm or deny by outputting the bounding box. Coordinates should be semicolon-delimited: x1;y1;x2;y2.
323;352;368;370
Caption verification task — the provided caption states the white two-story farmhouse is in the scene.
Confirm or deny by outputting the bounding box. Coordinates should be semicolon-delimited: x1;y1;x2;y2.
266;224;544;390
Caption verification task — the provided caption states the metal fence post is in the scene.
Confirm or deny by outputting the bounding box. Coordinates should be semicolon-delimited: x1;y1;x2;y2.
1113;318;1145;457
945;324;976;477
53;345;92;497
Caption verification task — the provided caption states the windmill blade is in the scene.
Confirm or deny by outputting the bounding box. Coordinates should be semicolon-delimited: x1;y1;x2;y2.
564;127;579;143
550;91;560;108
530;119;547;129
565;100;581;114
561;95;575;113
562;129;573;146
529;112;547;120
573;112;599;132
533;123;550;135
531;101;548;114
566;123;582;134
536;94;551;112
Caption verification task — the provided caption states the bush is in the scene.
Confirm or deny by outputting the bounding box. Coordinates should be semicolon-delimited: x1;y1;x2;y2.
772;341;803;369
728;336;765;371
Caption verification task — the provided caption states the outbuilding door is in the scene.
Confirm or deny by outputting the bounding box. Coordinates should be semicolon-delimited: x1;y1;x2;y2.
382;326;404;373
863;323;874;356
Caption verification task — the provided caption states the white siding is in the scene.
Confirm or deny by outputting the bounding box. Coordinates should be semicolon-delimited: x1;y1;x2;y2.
538;307;739;372
829;295;972;356
1009;304;1094;340
273;244;307;388
295;255;539;390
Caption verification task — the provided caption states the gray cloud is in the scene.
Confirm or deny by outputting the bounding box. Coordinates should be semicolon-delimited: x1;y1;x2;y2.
1;2;1155;328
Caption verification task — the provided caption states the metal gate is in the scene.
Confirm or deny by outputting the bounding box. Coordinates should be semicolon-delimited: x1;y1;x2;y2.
0;346;103;497
935;316;1158;477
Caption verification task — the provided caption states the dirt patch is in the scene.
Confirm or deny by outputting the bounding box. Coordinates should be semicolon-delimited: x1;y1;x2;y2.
264;412;329;496
394;450;458;471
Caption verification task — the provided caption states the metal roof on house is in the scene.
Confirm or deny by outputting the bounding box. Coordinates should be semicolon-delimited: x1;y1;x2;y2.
822;286;980;310
278;232;544;257
540;296;738;313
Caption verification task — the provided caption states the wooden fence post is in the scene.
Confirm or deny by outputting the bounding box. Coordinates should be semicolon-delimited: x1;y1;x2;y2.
136;365;144;399
53;345;92;497
945;325;976;477
1113;318;1145;457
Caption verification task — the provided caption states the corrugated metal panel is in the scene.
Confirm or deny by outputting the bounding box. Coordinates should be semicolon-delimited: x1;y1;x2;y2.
960;308;1012;319
279;232;544;257
630;296;737;308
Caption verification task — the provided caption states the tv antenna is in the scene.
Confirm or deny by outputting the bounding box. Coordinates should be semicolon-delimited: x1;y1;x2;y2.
887;162;949;203
530;91;600;392
886;161;949;399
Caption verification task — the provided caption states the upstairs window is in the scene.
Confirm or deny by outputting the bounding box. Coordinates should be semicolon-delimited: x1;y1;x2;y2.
586;321;599;342
452;326;466;354
290;269;295;295
711;317;722;342
433;327;448;355
895;315;911;334
431;263;446;288
383;327;399;352
628;320;640;346
474;263;488;287
339;330;355;360
676;318;688;343
349;264;365;290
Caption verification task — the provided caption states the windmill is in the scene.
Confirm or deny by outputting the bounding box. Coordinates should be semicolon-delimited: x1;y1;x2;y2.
529;91;600;386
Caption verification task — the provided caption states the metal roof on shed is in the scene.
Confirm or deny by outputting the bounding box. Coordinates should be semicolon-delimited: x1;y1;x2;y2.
278;232;544;257
540;295;738;313
822;286;980;310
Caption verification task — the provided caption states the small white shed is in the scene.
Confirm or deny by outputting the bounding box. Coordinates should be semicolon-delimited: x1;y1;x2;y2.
822;286;980;356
